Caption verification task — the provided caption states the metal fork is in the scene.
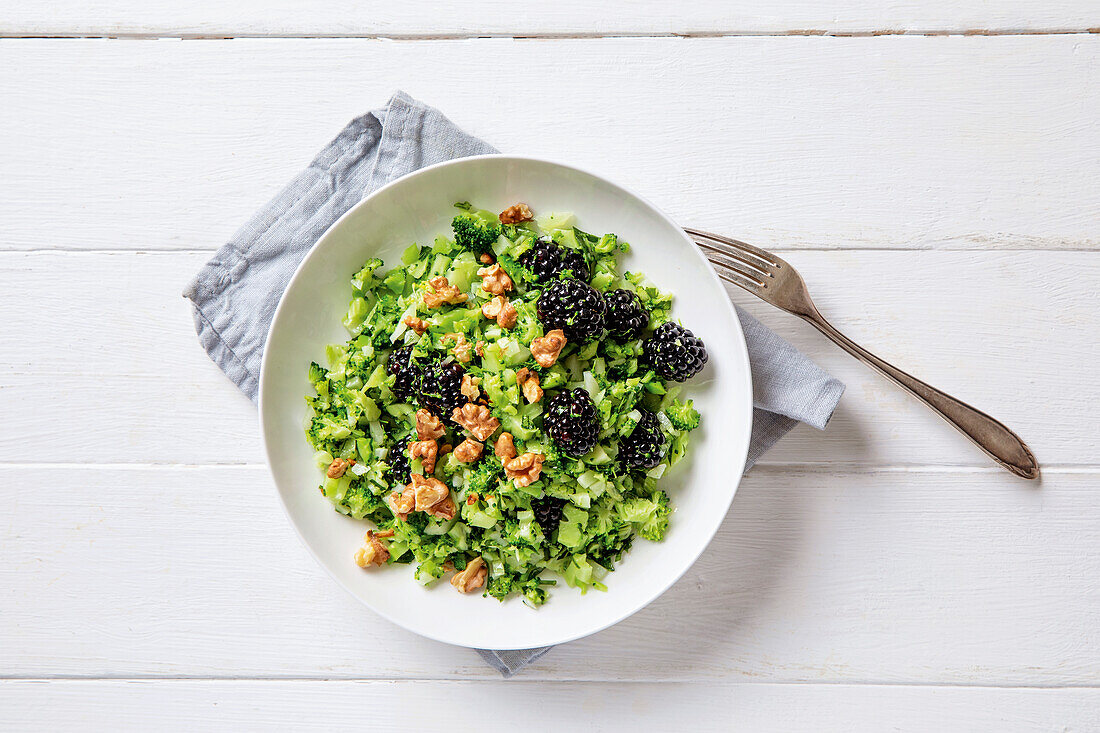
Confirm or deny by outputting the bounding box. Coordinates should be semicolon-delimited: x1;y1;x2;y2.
687;228;1039;480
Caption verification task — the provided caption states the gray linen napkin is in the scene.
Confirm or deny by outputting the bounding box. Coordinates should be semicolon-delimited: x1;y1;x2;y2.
184;91;844;678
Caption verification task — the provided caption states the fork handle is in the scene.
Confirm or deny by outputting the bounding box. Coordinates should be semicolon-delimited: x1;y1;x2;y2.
801;311;1039;479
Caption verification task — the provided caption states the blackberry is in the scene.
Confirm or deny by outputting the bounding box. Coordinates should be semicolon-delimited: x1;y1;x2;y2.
519;239;559;281
537;278;606;343
416;360;466;421
643;322;708;382
558;250;590;282
603;289;649;341
385;437;411;485
618;410;665;470
532;496;567;533
519;238;590;283
543;388;599;457
387;344;420;401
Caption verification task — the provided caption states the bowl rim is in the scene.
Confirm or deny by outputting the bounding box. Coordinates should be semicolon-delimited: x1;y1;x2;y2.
258;153;753;649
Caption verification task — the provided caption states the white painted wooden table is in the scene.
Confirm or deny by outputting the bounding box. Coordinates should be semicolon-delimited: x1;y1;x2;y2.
3;3;1099;730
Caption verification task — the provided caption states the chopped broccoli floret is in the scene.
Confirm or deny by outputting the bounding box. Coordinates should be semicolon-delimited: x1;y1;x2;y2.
486;574;513;600
307;415;358;453
618;492;671;542
665;398;701;431
351;258;384;293
465;460;505;496
452;211;502;254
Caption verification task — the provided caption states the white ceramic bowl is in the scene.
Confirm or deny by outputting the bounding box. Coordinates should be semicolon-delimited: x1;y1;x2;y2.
259;155;752;650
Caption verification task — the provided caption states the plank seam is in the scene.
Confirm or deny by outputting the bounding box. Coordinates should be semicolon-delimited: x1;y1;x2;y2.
1;29;1099;40
1;676;1098;688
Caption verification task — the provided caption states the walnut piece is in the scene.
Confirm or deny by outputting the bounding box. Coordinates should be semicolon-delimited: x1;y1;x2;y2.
494;432;517;461
499;203;534;225
451;403;501;442
440;443;453;454
390;485;415;520
515;367;543;404
326;457;354;479
412;474;450;512
451;556;488;593
504;452;546;487
475;340;486;357
497;300;518;329
442;332;473;363
426;494;457;520
354;530;390;568
453;438;484;463
479;253;494;265
423;275;468;308
409;439;438;474
477;263;513;296
460;374;482;401
415;409;445;441
402;315;428;335
530;329;566;367
481;295;517;330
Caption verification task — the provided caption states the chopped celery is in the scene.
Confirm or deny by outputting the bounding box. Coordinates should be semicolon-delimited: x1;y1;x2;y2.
534;211;576;231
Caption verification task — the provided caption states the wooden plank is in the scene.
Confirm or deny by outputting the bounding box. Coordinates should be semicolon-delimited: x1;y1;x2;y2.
1;0;1097;37
2;465;1097;683
0;249;1095;467
2;680;1098;732
1;36;1097;253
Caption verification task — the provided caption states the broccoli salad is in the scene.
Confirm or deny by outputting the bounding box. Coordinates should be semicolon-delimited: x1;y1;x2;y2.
304;201;708;606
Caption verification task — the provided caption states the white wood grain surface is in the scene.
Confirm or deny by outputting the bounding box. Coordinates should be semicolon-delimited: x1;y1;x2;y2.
2;0;1097;37
3;38;1098;253
3;681;1098;732
3;465;1097;683
2;19;1098;732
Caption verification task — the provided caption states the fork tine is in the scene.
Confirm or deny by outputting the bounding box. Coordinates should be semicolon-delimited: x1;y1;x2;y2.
704;248;765;288
703;250;768;289
685;228;782;270
694;238;773;279
710;263;768;292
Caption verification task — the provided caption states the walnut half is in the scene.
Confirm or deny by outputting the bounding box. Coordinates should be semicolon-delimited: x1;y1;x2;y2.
515;367;543;404
402;315;428;335
477;263;514;296
453;438;484;463
530;329;566;367
412;474;449;512
426;495;457;520
494;432;517;462
481;295;517;330
354;530;390;569
451;556;488;593
499;203;533;225
410;475;457;521
415;409;445;440
452;403;501;442
389;484;415;520
504;452;546;487
460;374;482;401
423;275;468;308
326;457;354;479
441;332;473;363
409;439;438;474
